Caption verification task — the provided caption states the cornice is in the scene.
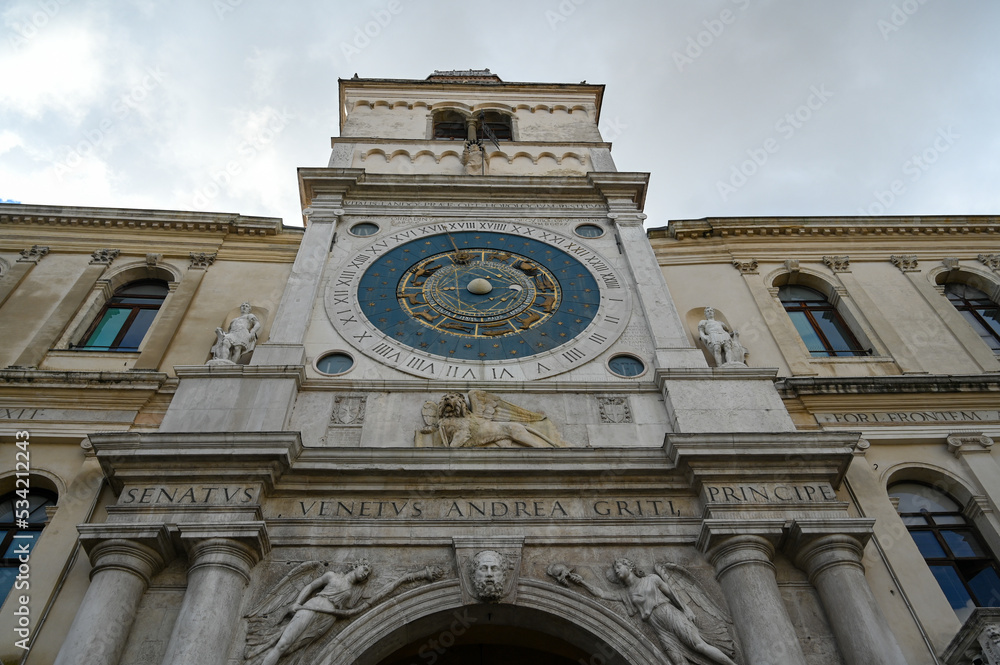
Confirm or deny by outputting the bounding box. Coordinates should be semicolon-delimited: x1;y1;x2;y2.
334;138;612;149
776;374;1000;397
299;169;621;208
0;368;169;390
652;215;1000;242
0;203;287;236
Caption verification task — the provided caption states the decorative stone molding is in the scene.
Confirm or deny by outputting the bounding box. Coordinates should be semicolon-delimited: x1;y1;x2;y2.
889;254;919;272
979;253;1000;271
854;438;871;456
145;252;162;266
943;257;961;271
607;211;647;227
597;396;633;423
89;248;120;265
731;259;758;274
943;608;1000;665
17;244;49;263
662;215;1000;242
783;259;800;273
822;255;850;273
947;433;994;457
189;251;217;269
330;394;367;425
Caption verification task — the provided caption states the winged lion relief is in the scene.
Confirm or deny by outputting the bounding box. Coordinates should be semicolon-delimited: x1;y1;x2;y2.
416;390;570;448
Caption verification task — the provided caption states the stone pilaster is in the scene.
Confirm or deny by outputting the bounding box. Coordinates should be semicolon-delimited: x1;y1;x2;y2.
251;203;340;366
699;521;808;665
11;251;117;368
160;524;268;665
0;246;49;308
789;520;908;665
54;526;171;665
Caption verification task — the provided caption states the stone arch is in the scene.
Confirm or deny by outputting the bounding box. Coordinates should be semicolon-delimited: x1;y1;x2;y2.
882;461;978;505
318;578;663;665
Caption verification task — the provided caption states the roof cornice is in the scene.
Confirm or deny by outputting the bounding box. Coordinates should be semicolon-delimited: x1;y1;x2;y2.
0;203;288;236
651;215;1000;241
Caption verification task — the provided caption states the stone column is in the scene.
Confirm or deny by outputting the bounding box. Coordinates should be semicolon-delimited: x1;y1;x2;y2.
160;525;268;665
701;523;808;665
789;520;908;665
54;533;169;665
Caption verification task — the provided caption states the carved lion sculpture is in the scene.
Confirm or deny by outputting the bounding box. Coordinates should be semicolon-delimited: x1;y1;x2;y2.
422;390;568;448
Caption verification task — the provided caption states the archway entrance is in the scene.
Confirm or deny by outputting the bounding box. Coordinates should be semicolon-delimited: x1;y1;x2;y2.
364;604;630;665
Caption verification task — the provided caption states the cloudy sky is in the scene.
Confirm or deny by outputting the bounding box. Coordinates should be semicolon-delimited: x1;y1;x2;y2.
1;0;997;229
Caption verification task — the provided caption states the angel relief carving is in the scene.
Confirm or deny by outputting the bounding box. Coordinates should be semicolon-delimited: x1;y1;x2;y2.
244;560;443;665
417;390;570;448
548;559;739;665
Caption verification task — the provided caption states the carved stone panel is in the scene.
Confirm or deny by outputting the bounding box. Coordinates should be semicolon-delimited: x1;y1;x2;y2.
598;396;633;423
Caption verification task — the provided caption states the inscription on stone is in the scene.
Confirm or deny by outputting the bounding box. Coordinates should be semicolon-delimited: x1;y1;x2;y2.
816;410;1000;424
273;496;687;520
119;485;257;504
704;484;837;503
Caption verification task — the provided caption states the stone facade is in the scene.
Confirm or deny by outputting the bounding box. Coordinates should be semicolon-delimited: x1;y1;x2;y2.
1;71;999;665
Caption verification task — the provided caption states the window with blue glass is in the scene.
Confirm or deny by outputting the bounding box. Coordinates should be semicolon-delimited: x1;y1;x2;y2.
778;285;865;357
890;482;1000;621
78;280;168;351
1;489;56;603
945;282;1000;353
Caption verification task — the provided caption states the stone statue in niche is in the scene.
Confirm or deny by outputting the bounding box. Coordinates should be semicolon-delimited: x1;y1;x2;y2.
209;302;261;365
698;307;747;367
417;390;569;448
550;558;739;665
243;559;443;665
469;550;512;602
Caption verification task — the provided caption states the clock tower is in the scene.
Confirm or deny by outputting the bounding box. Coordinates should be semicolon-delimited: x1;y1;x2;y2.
65;71;911;665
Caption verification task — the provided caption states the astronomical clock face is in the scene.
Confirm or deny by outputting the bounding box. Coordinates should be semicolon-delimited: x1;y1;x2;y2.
326;221;630;381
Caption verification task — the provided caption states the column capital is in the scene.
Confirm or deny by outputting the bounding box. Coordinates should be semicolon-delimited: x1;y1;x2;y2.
176;522;269;582
786;519;875;581
947;432;994;458
77;524;174;584
17;245;50;263
696;519;786;553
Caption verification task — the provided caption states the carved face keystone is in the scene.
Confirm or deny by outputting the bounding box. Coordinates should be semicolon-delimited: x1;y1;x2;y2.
471;550;506;601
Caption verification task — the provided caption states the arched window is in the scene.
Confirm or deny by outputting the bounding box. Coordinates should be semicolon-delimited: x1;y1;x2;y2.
77;280;168;351
945;283;1000;352
478;111;513;141
1;489;57;603
778;285;865;357
432;111;467;140
890;482;1000;621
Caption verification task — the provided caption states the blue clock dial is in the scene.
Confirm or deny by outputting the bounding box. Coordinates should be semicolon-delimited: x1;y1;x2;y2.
356;231;601;361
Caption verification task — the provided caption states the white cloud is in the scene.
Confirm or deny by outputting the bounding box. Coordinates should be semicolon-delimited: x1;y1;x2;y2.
0;23;109;122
